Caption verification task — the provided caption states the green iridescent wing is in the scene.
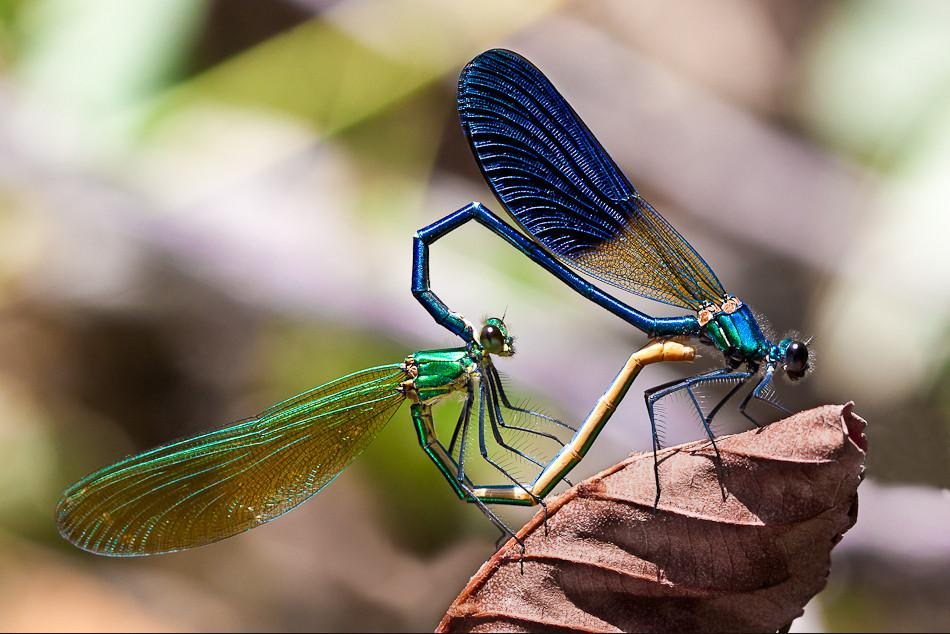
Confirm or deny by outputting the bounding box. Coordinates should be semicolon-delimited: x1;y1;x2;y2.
57;365;407;556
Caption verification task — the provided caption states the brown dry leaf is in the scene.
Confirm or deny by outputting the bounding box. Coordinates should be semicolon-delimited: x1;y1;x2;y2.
438;403;867;633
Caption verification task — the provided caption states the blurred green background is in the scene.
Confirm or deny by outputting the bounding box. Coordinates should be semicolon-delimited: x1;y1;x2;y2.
1;1;949;631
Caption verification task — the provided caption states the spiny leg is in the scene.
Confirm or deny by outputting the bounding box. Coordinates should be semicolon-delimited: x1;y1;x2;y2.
739;366;790;427
483;375;552;533
485;366;575;486
457;479;526;574
486;363;575;433
410;401;527;573
684;370;754;453
704;372;753;428
485;366;577;485
453;381;476;482
644;368;734;507
483;371;549;469
684;384;727;501
485;365;569;452
664;370;754;502
448;380;476;456
477;379;542;500
478;379;550;533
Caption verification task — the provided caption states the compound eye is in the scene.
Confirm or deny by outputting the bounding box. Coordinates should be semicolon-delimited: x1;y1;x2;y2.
784;340;808;375
479;324;505;354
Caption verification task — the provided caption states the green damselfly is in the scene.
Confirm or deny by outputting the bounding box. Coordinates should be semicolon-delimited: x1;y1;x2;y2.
57;318;693;558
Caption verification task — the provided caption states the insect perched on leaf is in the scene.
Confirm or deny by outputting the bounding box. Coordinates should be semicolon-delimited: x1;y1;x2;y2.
57;317;693;559
413;49;812;505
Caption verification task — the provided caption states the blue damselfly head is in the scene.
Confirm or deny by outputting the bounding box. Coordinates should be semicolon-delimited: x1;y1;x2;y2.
773;337;811;381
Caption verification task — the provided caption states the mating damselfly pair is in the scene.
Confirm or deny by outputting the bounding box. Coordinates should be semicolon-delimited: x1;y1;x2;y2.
57;49;810;561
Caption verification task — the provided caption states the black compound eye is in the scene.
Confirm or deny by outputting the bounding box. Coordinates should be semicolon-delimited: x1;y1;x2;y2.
479;324;505;353
784;340;808;374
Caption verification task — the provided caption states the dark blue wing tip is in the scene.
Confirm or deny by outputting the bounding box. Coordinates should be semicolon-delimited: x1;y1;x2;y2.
457;47;635;220
463;48;525;70
483;48;531;65
459;48;534;96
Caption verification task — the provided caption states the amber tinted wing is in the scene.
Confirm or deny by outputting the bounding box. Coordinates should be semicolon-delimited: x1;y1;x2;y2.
459;49;726;310
57;365;407;556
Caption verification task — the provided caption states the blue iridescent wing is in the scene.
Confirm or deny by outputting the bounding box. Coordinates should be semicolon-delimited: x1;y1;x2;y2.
458;49;726;311
56;365;406;556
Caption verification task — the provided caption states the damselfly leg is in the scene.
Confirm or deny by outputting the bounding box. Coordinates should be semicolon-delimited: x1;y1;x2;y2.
645;368;752;507
413;398;530;572
485;363;576;435
739;365;790;427
481;378;548;472
448;380;477;480
476;379;545;501
457;478;527;572
418;370;563;567
484;365;576;489
484;371;561;558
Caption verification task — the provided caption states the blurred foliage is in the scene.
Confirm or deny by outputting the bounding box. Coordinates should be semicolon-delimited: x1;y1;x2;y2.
18;0;204;115
801;0;950;170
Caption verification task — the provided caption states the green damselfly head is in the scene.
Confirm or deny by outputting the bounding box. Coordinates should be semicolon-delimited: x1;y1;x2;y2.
478;317;513;357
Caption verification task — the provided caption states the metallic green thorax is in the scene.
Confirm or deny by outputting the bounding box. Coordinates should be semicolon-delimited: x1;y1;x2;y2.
400;346;480;504
399;347;475;404
703;305;770;362
397;316;512;405
399;322;521;506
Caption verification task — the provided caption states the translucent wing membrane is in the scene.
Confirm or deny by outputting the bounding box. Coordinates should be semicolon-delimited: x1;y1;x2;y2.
57;365;407;556
459;49;726;310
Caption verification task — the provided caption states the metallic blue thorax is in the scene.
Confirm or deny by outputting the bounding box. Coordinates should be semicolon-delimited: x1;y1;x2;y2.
703;305;770;363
